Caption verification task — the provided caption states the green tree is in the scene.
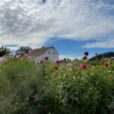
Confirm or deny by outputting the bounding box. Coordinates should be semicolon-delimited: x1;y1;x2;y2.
17;46;32;53
0;46;10;57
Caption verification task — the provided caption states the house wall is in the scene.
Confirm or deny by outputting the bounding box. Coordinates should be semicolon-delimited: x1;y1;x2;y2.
34;48;59;63
0;57;7;64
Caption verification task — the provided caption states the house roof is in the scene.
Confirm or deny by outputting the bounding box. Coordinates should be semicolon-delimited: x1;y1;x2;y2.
29;47;57;57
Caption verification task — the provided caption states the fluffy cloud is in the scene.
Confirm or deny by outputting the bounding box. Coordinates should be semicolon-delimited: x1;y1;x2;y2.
0;0;114;47
84;38;114;48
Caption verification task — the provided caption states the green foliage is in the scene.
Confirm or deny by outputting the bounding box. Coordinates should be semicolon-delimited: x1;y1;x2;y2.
90;52;114;61
0;59;114;114
0;59;51;114
0;46;10;57
46;61;114;114
17;46;32;53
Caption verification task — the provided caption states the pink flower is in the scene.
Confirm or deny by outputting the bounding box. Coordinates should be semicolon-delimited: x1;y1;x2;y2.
81;63;87;69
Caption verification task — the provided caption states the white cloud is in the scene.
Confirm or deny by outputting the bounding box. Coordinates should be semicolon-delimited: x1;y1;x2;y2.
0;0;114;47
83;39;114;48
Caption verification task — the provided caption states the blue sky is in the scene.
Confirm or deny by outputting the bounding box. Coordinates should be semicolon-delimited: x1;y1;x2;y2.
0;0;114;59
45;38;114;59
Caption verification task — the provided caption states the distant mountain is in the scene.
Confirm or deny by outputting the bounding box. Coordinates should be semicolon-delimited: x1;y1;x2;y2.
90;52;114;61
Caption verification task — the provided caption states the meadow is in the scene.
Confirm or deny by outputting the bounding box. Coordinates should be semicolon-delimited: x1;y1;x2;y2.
0;58;114;114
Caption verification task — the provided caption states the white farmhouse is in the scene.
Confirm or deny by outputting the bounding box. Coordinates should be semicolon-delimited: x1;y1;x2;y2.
29;47;59;63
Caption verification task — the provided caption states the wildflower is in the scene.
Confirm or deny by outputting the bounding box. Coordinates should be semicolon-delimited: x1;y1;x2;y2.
81;63;87;69
84;52;89;56
104;62;109;68
83;56;88;61
82;52;89;61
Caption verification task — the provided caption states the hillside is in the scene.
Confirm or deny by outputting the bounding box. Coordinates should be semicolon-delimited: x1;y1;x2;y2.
90;51;114;61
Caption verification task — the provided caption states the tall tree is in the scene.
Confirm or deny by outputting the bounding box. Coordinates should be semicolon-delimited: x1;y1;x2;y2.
0;46;10;57
17;46;32;53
